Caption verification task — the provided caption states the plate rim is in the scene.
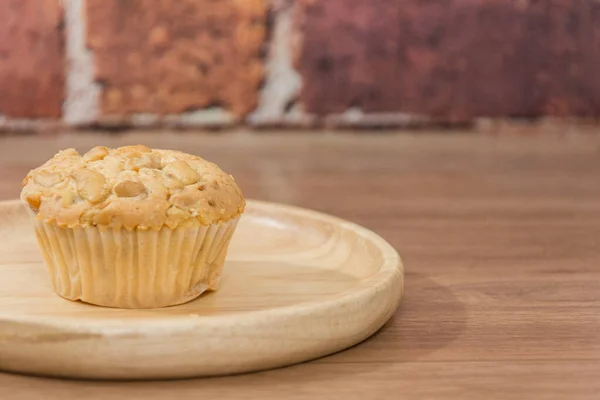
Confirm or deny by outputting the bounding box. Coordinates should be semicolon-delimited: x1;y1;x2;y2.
0;198;404;379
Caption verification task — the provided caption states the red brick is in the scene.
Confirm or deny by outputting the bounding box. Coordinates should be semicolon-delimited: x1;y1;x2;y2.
0;0;64;118
86;0;266;117
295;0;600;120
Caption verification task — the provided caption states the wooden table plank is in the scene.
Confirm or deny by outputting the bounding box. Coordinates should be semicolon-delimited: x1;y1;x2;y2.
4;362;600;400
2;129;600;399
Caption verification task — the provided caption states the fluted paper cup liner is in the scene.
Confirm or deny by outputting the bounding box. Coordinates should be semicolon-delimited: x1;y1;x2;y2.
28;213;239;309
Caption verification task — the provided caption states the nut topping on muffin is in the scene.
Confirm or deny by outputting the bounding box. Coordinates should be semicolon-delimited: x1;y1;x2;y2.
21;146;245;230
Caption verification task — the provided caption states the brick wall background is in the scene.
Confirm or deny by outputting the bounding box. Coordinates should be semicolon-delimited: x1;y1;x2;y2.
1;0;599;131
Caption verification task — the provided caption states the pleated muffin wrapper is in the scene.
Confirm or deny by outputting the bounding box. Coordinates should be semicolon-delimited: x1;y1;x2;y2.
27;209;240;309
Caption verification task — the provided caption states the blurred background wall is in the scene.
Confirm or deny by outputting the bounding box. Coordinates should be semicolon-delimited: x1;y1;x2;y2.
1;0;599;131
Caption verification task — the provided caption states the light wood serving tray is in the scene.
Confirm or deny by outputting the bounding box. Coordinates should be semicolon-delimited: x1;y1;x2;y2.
0;199;403;380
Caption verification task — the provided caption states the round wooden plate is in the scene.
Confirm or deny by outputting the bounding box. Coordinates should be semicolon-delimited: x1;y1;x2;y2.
0;199;403;380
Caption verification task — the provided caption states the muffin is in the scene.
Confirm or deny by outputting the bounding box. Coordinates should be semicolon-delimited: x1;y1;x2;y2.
20;145;245;309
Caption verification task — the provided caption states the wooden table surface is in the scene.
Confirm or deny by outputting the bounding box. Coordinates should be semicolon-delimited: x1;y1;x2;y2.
2;128;600;399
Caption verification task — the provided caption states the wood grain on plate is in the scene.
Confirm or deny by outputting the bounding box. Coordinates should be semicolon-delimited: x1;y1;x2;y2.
1;128;600;398
0;199;402;379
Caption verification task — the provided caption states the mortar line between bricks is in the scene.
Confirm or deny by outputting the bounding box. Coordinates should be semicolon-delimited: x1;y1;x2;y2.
249;0;316;128
63;0;101;126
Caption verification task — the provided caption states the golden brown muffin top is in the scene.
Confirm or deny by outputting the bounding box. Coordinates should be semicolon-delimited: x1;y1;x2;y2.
21;145;245;229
